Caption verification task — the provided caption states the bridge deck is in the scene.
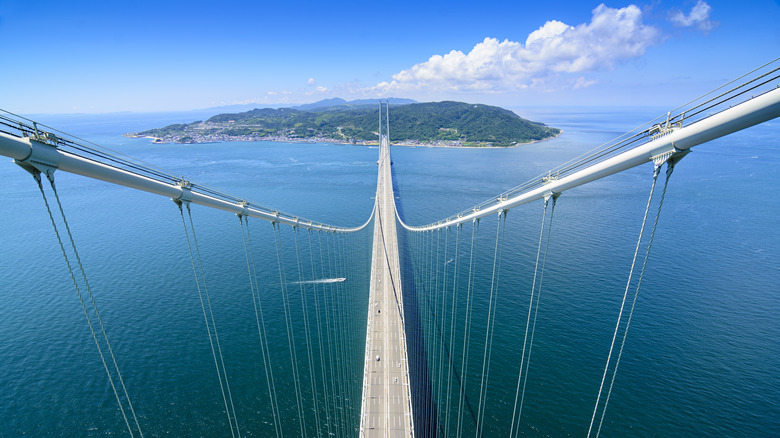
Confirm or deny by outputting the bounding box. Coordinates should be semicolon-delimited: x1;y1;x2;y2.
360;135;414;437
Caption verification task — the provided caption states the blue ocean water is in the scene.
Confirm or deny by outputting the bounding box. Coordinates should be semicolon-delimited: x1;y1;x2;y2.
0;108;778;436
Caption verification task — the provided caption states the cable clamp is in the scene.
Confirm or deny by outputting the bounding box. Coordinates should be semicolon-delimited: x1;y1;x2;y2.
648;113;680;140
31;123;61;146
652;148;689;170
237;200;249;218
172;179;192;207
542;171;559;184
651;150;674;169
543;192;561;207
14;138;60;181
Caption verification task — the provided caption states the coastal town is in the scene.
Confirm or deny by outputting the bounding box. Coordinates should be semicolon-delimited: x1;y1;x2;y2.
125;123;472;147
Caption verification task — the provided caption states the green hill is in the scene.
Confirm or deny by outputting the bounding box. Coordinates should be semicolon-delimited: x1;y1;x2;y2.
129;101;560;147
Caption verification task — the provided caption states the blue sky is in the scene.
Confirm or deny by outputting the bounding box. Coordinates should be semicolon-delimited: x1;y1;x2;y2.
1;0;778;114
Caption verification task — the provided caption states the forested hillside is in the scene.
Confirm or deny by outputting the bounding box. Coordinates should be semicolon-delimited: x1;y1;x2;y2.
130;101;560;147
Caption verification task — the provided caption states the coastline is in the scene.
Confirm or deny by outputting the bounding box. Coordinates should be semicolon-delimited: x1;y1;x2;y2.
392;129;563;149
123;130;563;149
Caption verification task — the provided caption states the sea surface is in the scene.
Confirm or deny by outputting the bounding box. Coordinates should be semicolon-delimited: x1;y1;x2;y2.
0;107;778;436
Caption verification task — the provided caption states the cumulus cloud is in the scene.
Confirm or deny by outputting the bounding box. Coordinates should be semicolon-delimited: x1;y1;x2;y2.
304;85;328;96
669;0;717;32
307;77;316;85
373;3;659;94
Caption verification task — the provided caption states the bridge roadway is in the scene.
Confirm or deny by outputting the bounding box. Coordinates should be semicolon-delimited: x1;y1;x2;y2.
359;135;414;437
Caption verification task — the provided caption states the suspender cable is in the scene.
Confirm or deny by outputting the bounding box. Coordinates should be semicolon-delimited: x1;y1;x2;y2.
593;160;676;438
475;211;507;437
481;213;508;436
431;228;442;436
429;229;438;436
343;231;354;427
331;231;347;432
353;229;368;427
317;231;337;435
238;215;282;437
456;219;480;437
293;229;322;434
32;170;142;437
355;229;368;426
436;227;450;434
177;202;238;438
341;231;353;430
444;224;461;436
516;195;559;437
323;232;344;436
346;230;361;426
334;232;349;434
413;230;424;433
345;231;359;426
587;163;665;438
349;230;361;426
334;232;349;428
309;230;333;438
272;224;307;437
510;196;553;437
418;230;428;432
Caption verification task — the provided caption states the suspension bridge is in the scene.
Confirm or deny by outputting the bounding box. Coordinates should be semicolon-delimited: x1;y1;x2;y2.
1;60;779;437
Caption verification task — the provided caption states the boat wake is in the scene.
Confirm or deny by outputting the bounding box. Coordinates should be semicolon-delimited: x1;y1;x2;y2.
291;277;347;285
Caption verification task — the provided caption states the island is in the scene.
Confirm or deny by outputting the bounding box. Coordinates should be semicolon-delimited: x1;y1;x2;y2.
126;100;560;147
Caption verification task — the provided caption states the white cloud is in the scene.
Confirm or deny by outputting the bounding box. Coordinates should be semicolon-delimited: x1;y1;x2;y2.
373;3;659;94
573;76;597;89
307;77;316;85
669;0;717;33
304;85;329;96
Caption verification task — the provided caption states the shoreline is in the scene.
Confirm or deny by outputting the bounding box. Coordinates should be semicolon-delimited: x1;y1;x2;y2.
393;129;563;149
124;130;563;149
